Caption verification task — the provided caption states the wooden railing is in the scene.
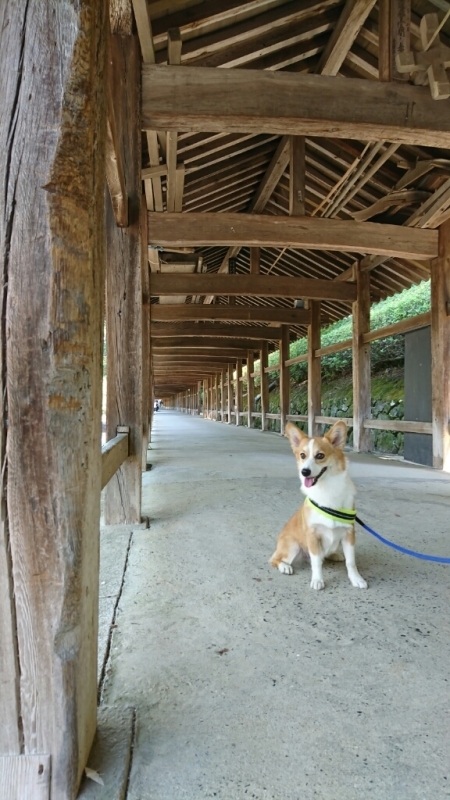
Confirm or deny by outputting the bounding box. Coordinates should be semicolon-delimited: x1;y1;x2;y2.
101;426;130;489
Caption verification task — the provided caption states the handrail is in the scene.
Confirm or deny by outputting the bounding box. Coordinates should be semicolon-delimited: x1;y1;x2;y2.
101;426;130;489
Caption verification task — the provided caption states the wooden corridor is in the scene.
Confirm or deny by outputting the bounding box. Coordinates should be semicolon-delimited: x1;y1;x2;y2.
0;1;450;798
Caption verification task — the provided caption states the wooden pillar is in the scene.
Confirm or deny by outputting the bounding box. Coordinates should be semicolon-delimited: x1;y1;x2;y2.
352;267;371;452
260;341;270;431
431;220;450;471
105;33;143;524
0;2;107;798
280;326;290;435
203;379;207;417
289;136;306;216
227;364;233;423
247;351;255;428
141;206;150;468
214;373;219;420
236;359;242;425
308;303;321;437
221;369;226;421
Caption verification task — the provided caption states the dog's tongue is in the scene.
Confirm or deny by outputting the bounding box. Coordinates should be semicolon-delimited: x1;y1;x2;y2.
304;476;315;488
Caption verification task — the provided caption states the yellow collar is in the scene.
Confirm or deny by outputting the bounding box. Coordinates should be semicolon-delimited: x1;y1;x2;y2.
305;496;356;524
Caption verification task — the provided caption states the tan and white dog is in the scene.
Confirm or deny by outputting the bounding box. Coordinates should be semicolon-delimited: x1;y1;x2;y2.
270;420;367;591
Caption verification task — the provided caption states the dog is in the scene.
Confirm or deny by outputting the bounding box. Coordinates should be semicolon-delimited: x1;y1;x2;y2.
270;420;367;591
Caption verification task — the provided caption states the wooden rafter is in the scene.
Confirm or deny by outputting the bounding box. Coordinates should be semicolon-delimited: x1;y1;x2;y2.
316;0;377;75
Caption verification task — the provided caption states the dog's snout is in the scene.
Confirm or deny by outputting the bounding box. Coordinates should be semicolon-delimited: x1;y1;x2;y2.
301;468;311;477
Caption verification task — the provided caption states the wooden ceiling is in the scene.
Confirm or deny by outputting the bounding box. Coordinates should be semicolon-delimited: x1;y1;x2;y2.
137;0;450;395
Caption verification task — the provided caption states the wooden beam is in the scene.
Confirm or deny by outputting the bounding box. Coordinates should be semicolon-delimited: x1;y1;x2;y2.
151;324;282;339
308;303;321;437
0;1;106;796
317;0;377;76
141;65;450;149
248;136;290;213
289;136;306;216
352;264;372;452
148;212;438;260
151;304;311;324
151;274;355;302
279;326;290;435
101;432;129;490
250;247;260;274
431;220;450;471
153;336;264;351
227;365;233;423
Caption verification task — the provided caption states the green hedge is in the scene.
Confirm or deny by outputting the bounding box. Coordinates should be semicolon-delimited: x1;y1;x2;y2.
260;280;431;383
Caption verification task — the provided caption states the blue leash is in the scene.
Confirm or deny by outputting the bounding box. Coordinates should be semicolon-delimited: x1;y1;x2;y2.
355;516;450;564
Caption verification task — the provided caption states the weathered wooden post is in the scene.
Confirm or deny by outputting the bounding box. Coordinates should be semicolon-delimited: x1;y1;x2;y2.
307;303;321;437
352;266;371;451
260;341;270;431
280;326;290;435
104;29;144;525
431;220;450;471
0;2;107;797
247;351;255;428
236;359;243;425
227;364;233;423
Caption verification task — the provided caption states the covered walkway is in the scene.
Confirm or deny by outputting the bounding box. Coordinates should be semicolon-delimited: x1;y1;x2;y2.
95;410;449;800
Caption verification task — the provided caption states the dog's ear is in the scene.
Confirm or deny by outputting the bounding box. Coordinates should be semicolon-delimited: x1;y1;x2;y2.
285;422;307;451
325;420;347;450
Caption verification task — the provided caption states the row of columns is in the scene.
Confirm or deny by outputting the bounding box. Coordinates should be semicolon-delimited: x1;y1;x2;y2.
168;239;450;472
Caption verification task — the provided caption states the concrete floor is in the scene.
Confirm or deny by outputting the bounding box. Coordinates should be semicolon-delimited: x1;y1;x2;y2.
99;410;450;800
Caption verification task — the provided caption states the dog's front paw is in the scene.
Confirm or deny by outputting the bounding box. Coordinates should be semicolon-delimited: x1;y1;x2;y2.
350;573;368;589
310;577;325;590
278;561;293;575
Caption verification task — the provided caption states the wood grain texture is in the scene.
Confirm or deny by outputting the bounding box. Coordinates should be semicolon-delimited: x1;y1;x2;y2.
151;324;282;340
317;0;377;75
148;212;438;259
362;311;431;344
431;220;450;471
235;360;243;426
352;266;372;452
141;206;151;469
0;1;107;796
101;433;129;490
142;64;450;148
247;352;255;428
308;303;321;437
0;755;51;800
151;274;357;302
363;419;432;433
279;326;290;436
151;304;311;324
260;342;269;432
104;35;143;525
